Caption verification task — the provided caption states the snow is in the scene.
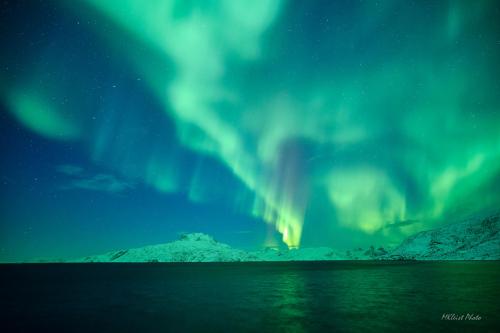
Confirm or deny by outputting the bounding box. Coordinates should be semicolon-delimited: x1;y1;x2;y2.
69;213;500;263
78;232;251;263
72;236;380;263
386;212;500;260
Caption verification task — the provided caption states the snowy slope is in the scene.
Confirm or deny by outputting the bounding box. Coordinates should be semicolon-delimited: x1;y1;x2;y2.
75;236;355;263
69;213;500;263
77;233;252;262
386;213;500;260
251;247;351;261
73;233;379;263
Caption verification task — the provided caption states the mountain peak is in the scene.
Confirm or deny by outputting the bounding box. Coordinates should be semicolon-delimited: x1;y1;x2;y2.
178;233;217;243
68;213;499;263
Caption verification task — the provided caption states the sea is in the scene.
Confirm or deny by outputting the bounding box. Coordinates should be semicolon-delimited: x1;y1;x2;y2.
1;261;499;332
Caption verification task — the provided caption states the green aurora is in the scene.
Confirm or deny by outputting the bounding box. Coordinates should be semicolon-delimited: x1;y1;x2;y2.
1;0;500;252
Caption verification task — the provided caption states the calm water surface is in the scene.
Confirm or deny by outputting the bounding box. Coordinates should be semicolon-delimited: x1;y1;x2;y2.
1;261;499;332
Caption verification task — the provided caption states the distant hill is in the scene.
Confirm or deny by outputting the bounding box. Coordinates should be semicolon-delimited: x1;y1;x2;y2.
71;233;377;263
64;213;500;263
386;212;500;260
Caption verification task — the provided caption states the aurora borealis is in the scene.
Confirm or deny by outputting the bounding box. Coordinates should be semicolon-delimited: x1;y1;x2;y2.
1;0;500;261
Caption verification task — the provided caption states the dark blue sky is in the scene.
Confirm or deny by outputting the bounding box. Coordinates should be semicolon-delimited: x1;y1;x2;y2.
0;106;274;261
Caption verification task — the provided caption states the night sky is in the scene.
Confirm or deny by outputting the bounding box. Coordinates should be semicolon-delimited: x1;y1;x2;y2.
1;0;499;262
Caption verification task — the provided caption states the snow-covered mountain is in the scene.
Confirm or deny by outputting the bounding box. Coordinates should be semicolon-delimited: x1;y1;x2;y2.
73;233;348;262
77;233;252;263
70;213;500;263
73;233;378;263
386;212;500;260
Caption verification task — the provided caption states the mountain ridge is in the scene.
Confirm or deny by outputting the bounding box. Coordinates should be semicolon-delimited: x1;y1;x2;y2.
52;213;500;263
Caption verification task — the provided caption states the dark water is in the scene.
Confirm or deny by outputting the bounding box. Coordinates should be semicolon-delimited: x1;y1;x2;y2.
1;261;499;333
